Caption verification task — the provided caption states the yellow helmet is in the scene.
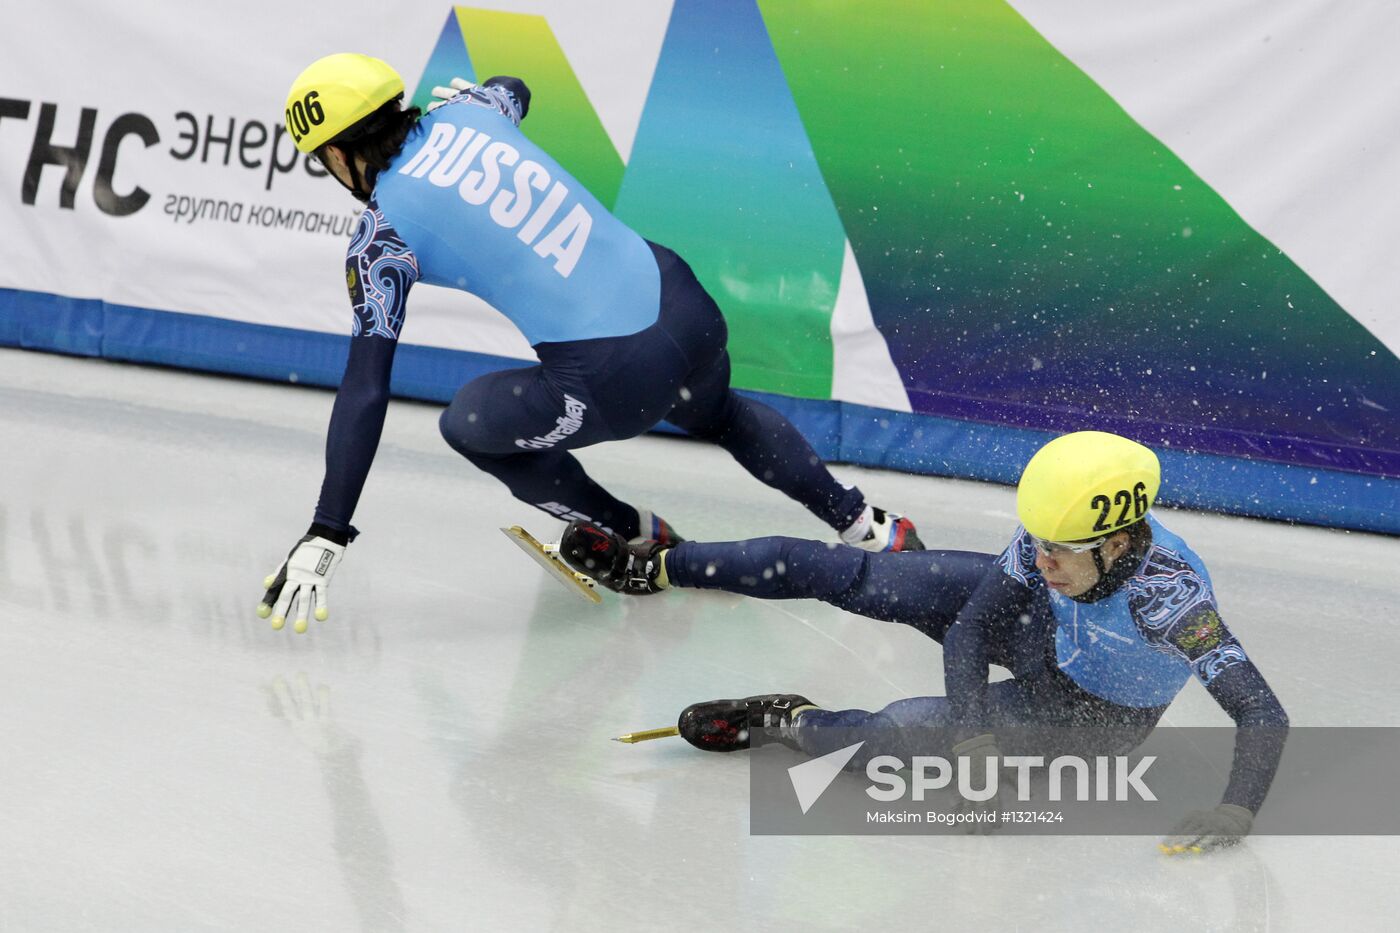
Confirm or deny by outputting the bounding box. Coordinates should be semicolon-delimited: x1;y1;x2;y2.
284;53;404;153
1016;431;1160;542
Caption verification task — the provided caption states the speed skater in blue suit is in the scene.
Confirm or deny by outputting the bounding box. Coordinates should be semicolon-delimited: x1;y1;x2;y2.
256;55;922;634
557;431;1290;855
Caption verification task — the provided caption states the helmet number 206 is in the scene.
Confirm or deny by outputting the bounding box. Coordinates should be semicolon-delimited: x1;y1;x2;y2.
286;91;325;144
1090;482;1149;533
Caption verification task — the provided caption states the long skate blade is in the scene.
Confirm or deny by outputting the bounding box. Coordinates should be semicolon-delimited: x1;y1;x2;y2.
501;526;603;605
613;726;680;744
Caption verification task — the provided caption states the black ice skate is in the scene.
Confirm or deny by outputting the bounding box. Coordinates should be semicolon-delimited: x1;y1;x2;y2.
677;694;816;752
559;520;670;594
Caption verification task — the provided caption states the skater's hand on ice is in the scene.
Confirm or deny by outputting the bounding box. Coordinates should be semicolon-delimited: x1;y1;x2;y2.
1160;804;1253;855
256;531;346;634
427;77;475;112
951;733;1005;834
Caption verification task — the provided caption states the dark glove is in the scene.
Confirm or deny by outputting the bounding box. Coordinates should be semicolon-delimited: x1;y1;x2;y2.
952;733;1005;834
1160;804;1253;855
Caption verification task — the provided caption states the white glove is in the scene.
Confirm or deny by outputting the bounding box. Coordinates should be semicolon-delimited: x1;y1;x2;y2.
256;533;345;634
426;77;475;112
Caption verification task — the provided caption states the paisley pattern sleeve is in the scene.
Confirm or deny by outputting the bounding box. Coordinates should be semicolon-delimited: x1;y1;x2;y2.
480;77;529;124
1128;546;1288;812
346;203;420;340
1128;548;1247;685
995;526;1041;587
1140;571;1287;812
431;78;529;126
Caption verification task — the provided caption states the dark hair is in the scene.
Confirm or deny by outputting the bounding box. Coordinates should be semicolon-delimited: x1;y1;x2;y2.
1124;518;1153;551
318;97;423;172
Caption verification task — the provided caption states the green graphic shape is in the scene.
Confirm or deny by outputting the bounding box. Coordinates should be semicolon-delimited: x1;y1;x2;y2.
409;10;475;113
613;0;841;397
412;7;626;207
759;0;1398;459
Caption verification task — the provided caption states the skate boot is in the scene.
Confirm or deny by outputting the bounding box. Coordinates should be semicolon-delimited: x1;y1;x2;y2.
633;508;684;546
677;694;817;752
559;520;670;594
842;505;925;552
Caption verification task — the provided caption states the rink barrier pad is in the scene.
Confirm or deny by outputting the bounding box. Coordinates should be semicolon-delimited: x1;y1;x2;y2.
3;287;1394;535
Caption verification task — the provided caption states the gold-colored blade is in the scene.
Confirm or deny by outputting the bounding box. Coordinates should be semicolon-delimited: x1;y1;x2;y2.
613;726;680;744
501;526;603;605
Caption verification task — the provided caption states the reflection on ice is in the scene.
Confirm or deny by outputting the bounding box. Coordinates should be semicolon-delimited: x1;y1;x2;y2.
1;349;1396;930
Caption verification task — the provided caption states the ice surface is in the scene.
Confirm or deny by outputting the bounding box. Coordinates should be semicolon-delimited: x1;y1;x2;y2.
1;348;1397;931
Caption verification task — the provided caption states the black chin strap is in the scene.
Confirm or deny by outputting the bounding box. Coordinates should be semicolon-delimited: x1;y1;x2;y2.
345;159;377;203
326;152;375;203
1070;526;1152;604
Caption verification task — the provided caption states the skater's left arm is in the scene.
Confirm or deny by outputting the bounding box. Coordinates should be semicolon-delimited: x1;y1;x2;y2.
256;205;417;633
312;203;420;536
1159;604;1289;853
255;338;397;633
312;336;398;536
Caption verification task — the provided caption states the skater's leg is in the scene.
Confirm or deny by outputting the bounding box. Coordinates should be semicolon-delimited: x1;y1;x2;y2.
665;536;991;634
438;365;644;537
793;678;1060;765
793;695;953;762
644;242;867;534
667;349;866;533
795;681;1156;767
468;449;640;535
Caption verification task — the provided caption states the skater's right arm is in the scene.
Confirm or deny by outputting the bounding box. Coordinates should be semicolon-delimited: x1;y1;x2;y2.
312;203;420;536
427;76;530;124
942;537;1038;729
480;76;530;122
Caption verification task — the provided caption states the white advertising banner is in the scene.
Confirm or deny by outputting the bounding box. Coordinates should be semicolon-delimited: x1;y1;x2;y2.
2;1;1396;354
0;0;674;361
2;0;1397;532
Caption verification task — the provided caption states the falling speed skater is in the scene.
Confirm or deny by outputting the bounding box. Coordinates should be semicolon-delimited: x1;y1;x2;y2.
256;53;924;632
559;431;1290;855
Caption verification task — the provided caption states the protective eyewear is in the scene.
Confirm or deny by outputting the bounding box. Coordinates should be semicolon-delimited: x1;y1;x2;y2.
1030;535;1106;557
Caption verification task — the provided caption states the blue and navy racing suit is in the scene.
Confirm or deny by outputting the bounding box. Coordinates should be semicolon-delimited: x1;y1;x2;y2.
666;515;1288;812
313;79;862;541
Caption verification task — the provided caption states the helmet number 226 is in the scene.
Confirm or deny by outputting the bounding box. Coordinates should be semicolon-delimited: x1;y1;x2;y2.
1090;482;1150;533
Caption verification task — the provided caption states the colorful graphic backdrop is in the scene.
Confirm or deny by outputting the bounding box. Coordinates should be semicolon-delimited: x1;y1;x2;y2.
2;0;1396;531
